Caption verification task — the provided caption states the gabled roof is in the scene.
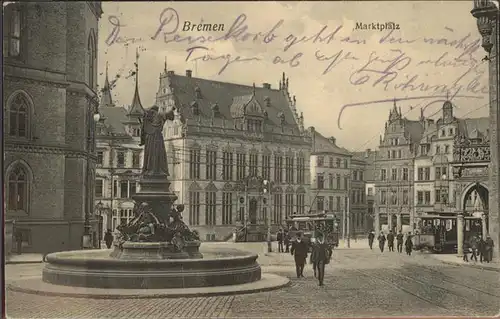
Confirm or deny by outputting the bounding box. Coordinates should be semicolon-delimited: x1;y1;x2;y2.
312;130;351;156
166;73;298;129
127;58;144;117
458;117;489;139
98;107;129;135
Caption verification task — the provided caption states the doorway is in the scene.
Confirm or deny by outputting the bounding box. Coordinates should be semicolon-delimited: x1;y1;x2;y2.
249;198;258;225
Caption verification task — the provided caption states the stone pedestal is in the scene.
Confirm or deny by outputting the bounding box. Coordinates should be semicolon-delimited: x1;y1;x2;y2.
132;174;177;222
457;213;464;257
111;241;203;260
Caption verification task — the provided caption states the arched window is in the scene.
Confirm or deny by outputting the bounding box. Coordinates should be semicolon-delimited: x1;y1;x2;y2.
88;31;96;89
7;164;30;212
3;3;24;58
8;92;32;138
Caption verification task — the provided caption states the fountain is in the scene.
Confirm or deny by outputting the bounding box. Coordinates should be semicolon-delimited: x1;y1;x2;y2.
8;106;288;298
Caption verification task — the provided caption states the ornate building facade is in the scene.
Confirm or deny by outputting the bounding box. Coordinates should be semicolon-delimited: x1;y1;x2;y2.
3;2;103;253
94;55;145;238
471;0;500;257
159;70;312;241
350;155;369;237
373;102;424;236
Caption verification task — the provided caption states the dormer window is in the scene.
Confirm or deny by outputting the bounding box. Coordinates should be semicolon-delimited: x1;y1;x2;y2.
211;103;220;117
194;86;202;99
247;119;262;133
190;101;199;115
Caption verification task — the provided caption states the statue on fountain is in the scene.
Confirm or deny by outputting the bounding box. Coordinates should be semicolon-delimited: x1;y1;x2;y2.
115;105;200;251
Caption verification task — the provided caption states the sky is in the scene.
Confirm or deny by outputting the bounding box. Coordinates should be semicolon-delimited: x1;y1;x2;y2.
98;1;489;151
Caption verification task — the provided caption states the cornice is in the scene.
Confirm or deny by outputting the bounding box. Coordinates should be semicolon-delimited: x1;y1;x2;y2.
4;74;68;89
5;142;96;159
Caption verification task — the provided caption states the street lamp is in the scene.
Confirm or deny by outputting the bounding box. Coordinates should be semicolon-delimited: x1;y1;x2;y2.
263;179;272;253
95;201;104;249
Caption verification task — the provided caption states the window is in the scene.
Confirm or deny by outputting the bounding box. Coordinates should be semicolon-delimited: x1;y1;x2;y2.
205;191;216;225
449;128;454;136
296;194;305;215
368;187;373;196
435;189;441;203
343;159;348;168
336;158;341;167
417;191;423;205
120;181;129;198
336;174;341;189
274;155;283;183
336;196;341;211
113;180;118;198
95;179;104;198
402;189;409;205
297;157;305;184
247;119;262;132
262;154;271;180
436;145;440;154
380;190;387;205
353;171;358;181
418;168;424;181
329;174;334;189
424;168;431;180
97;151;104;166
237;153;246;180
329;157;334;168
273;194;282;224
329;196;334;211
132;151;140;167
206;150;217;180
3;4;24;58
117;151;125;168
285;156;294;184
444;145;449;154
130;182;136;196
222;152;233;181
380;169;387;181
8;93;31;138
391;168;397;181
344;177;349;190
285;194;294;218
387;150;391;159
222;192;233;225
189;192;200;225
390;190;397;205
435;167;441;180
359;171;364;181
249;153;258;177
189;149;201;179
88;31;96;89
392;150;396;159
316;175;324;189
424;191;431;204
397;150;402;158
402;168;408;181
7;165;29;211
317;196;325;211
317;156;324;167
441;129;445;137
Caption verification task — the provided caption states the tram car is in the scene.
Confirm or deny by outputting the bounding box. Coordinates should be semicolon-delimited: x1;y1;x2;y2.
413;215;482;253
285;212;340;250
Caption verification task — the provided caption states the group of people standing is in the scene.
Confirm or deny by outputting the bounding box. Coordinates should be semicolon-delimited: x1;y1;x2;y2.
463;234;495;263
368;230;414;255
276;229;292;253
290;232;333;286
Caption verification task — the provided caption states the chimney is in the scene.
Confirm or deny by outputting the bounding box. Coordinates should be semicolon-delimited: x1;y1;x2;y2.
263;83;271;89
186;70;192;77
167;70;175;76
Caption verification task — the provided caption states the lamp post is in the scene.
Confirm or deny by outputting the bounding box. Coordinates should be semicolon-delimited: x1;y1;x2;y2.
263;179;272;253
95;200;104;249
83;95;101;249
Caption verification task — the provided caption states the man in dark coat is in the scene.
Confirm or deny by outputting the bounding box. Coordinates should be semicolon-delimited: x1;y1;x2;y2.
284;231;291;253
485;235;494;263
104;229;114;249
368;230;375;250
469;235;479;262
405;232;413;256
378;232;386;253
387;230;395;252
478;236;486;263
291;233;309;278
311;232;332;286
277;229;284;253
396;230;404;253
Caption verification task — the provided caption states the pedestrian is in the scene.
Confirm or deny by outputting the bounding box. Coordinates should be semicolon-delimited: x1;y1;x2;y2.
277;229;284;253
396;230;404;253
104;229;114;249
378;231;386;253
485;235;494;263
405;232;413;256
478;236;486;263
469;235;479;262
368;230;375;250
387;230;395;252
284;231;290;253
291;233;308;278
311;232;332;286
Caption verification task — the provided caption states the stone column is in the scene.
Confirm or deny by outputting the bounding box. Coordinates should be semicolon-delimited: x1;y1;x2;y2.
471;0;500;259
396;213;402;232
388;213;393;231
482;213;488;239
457;213;464;257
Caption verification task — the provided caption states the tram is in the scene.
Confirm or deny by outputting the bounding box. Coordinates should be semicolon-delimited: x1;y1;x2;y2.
413;215;482;253
285;212;340;249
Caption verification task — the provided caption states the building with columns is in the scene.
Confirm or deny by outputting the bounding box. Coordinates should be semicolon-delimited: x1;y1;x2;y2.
160;69;312;241
3;2;103;253
470;0;500;258
373;102;424;236
94;54;145;237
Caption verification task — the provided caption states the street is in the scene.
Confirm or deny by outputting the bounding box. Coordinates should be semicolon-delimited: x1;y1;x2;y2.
5;243;500;318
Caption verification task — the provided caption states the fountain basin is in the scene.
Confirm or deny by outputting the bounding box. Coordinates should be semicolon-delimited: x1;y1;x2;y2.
42;245;261;289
